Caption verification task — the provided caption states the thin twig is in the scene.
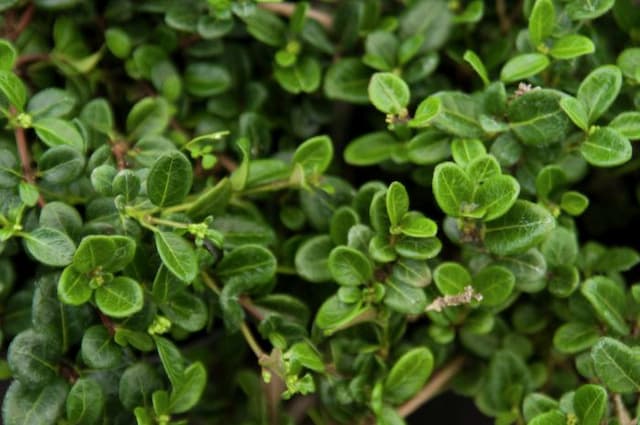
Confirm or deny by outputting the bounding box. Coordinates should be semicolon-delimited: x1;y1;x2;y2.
14;53;50;70
259;2;333;30
217;153;238;172
240;295;265;321
425;286;482;312
9;3;35;41
397;357;465;418
13;115;45;207
614;394;633;425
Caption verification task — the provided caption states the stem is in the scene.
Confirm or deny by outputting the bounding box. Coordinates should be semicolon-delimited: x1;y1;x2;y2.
496;0;510;34
13;115;45;207
241;322;268;360
10;3;35;41
239;295;265;321
397;357;465;418
217;153;238;172
241;179;293;195
259;2;333;30
147;216;190;229
14;53;49;70
614;394;633;425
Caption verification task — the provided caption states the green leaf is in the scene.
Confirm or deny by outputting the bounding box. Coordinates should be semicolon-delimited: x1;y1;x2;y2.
522;393;559;422
368;72;410;115
126;97;170;140
581;126;632;167
7;329;61;387
484;201;555;256
66;378;104;425
186;177;232;220
553;322;600;354
344;131;397;166
285;342;325;373
549;35;595;60
409;96;441;128
463;50;490;86
573;384;607;425
216;244;276;288
610;112;640;140
577;65;622;123
528;0;555;46
38;145;85;184
419;92;483;138
377;405;406;425
384;277;427;314
119;362;164;410
330;206;359;245
315;296;372;335
581;276;629;335
155;336;185;387
295;235;333;282
529;410;566;425
160;291;208;332
3;379;68;425
293;135;333;176
241;8;287;46
394;236;442;260
363;30;398;71
27;88;76;119
508;89;569;146
155;231;198;283
184;63;231;97
386;181;409;227
328;246;372;286
105;28;131;59
540;226;578;266
112;170;140;202
391;258;431;288
473;265;515;306
591;337;640;393
617;47;640;81
451;139;486;167
559;96;589;131
81;325;122;368
274;57;322;94
73;235;136;273
169;362;207;414
0;70;26;111
58;266;92;305
500;53;550;83
23;227;76;267
594;247;640;272
432;162;473;217
398;212;437;238
147;151;193;207
33;118;84;151
384;348;434;404
324;58;370;104
0;40;17;70
566;0;615;20
475;175;520;221
95;276;144;318
560;191;589;216
434;262;472;295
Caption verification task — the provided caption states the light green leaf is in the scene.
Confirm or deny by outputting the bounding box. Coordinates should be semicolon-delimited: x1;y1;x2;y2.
409;96;441;127
484;201;555;256
23;227;76;267
577;65;622;123
566;0;615;20
293;135;333;176
169;362;207;414
451;139;486;167
368;72;410;115
560;191;589;216
473;265;515;306
147;151;193;207
432;162;473;217
386;181;409;227
528;0;555;46
610;112;640;140
433;262;472;295
73;235;136;273
160;291;208;332
559;96;589;131
475;175;520;221
33;118;84;151
463;50;489;86
58;266;92;305
155;231;198;282
508;89;569;146
274;56;322;94
581;127;631;167
549;35;594;60
581;276;629;335
315;296;372;335
95;277;144;318
344;131;397;166
384;348;434;404
295;235;333;282
0;70;26;111
398;212;437;238
573;384;607;425
328;246;372;286
500;53;550;83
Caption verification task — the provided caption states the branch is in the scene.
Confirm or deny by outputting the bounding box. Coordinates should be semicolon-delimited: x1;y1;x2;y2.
13;116;45;207
397;356;465;418
259;2;333;30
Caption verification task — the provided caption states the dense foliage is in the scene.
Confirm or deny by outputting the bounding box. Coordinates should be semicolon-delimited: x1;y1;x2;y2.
1;0;640;424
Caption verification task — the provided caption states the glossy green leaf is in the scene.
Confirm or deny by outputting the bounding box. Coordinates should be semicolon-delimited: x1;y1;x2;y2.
559;96;589;131
500;53;549;83
398;212;437;238
58;266;92;305
324;58;370;104
591;337;640;393
432;162;473;217
610;112;640;140
293;135;333;176
295;235;333;282
463;50;489;86
315;296;372;335
549;35;594;60
581;127;632;167
126;97;170;140
577;65;622;123
73;235;136;273
23;227;76;267
528;0;555;46
553;322;600;354
566;0;615;20
368;72;410;115
508;89;568;146
484;201;555;256
33;118;84;151
573;384;606;425
274;57;322;94
581;276;629;335
475;175;520;221
344;132;397;165
0;40;17;70
473;265;515;306
119;362;164;410
328;246;372;286
0;70;26;110
184;63;231;97
560;191;589;216
384;277;427;314
451;139;486;167
386;182;409;227
384;348;434;404
95;276;144;318
216;244;276;288
147;151;193;207
434;262;471;295
155;231;198;282
66;378;104;425
169;362;207;413
160;291;208;332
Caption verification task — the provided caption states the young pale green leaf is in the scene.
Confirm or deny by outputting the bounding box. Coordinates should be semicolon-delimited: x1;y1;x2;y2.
473;265;515;306
398;212;437;238
566;0;615;20
475;175;520;221
450;139;486;167
528;410;566;425
293;135;333;177
500;53;550;83
528;0;555;46
169;362;207;414
295;235;333;282
66;378;104;425
577;65;622;123
328;246;373;286
553;322;600;354
432;162;473;217
155;231;198;282
344;131;397;165
216;244;276;288
73;235;136;273
0;40;17;70
466;155;501;183
23;227;76;267
559;96;589;131
58;266;92;305
610;112;640;140
409;96;441;127
386;181;409;227
147;151;193;207
591;337;640;393
580;127;632;167
7;329;61;387
384;347;434;404
560;191;589;216
484;201;555;256
581;276;629;335
285;342;325;373
573;384;606;425
3;380;68;425
95;276;144;318
368;72;410;115
81;325;122;369
549;35;595;60
33;118;84;151
0;70;26;111
315;296;373;335
463;50;489;86
433;262;472;295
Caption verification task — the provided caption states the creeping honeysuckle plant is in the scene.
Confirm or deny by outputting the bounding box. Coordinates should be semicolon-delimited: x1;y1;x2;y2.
0;0;640;424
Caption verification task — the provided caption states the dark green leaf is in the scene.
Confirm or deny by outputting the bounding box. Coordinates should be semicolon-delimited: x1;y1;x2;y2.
81;325;122;368
155;231;198;283
216;244;276;288
7;329;61;387
66;378;104;425
34;118;84;151
147;151;193;207
581;276;629;335
3;379;68;425
328;246;372;286
434;262;471;295
95;276;144;318
553;322;600;354
23;227;76;267
473;265;515;306
295;235;333;282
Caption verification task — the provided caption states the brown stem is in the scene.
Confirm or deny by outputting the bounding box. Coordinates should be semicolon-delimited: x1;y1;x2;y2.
9;3;35;41
259;2;333;30
397;357;465;418
614;394;633;425
239;295;265;321
496;0;510;34
217;153;238;172
13;119;45;207
111;141;129;170
287;395;317;424
98;310;116;337
14;53;50;70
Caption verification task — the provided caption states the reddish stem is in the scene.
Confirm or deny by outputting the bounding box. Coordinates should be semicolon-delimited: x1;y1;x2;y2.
14;53;49;70
99;311;116;336
14;119;45;207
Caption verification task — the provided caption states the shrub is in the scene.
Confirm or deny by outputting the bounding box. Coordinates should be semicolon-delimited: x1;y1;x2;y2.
1;0;640;424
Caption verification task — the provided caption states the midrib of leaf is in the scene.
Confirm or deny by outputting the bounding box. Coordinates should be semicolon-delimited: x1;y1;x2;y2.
217;258;273;278
598;347;640;390
579;390;604;421
102;284;135;309
587;289;626;331
158;157;176;206
13;347;58;372
509;110;558;129
378;80;402;112
485;216;552;233
157;233;188;278
386;280;418;305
